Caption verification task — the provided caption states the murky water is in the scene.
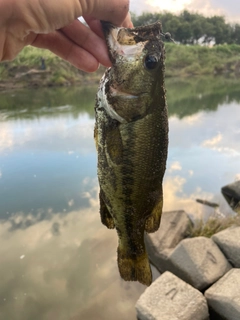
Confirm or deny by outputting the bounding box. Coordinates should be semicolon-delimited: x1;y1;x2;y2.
0;77;239;320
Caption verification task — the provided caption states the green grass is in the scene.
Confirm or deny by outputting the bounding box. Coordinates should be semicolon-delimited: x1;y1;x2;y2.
189;214;240;238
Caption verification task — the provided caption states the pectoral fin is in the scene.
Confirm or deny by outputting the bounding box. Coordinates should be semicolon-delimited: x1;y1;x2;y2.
94;125;98;151
99;189;115;229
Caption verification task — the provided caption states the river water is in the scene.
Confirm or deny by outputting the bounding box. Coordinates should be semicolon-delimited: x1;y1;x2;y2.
0;77;239;320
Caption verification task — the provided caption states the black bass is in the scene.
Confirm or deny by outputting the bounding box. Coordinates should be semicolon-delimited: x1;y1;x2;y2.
94;21;168;286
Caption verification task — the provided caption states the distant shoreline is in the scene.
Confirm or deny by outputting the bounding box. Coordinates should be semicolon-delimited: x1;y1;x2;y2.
0;73;98;91
0;43;240;91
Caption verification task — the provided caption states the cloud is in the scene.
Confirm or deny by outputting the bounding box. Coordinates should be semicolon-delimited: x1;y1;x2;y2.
192;0;240;22
168;161;182;173
0;123;14;152
184;113;203;126
0;166;235;319
163;174;232;221
0;112;95;154
0;185;149;320
130;0;150;15
187;0;226;16
68;199;74;207
188;170;194;176
0;177;218;319
202;133;222;147
147;0;192;12
169;102;240;154
235;174;240;181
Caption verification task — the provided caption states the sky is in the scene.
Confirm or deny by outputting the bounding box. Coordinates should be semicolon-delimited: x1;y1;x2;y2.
130;0;240;23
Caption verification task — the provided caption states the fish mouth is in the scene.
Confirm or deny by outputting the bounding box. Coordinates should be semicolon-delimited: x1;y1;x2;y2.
110;86;148;99
101;21;146;61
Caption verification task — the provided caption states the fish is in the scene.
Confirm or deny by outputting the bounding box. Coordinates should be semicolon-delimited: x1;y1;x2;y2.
94;21;168;286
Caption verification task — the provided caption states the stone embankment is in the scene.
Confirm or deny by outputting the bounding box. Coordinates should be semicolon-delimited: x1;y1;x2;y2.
136;211;240;320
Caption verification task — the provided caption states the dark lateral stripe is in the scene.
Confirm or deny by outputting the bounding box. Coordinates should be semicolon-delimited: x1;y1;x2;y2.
121;125;141;257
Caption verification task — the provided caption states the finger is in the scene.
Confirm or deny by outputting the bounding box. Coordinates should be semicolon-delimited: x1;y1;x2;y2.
83;16;104;39
14;0;129;33
122;12;134;28
84;14;133;40
60;20;111;67
32;31;99;72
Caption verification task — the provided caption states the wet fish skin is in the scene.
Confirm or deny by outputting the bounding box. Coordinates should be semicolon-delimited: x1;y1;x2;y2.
94;22;168;286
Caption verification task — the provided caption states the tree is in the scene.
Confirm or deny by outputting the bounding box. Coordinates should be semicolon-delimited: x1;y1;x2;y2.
131;10;240;45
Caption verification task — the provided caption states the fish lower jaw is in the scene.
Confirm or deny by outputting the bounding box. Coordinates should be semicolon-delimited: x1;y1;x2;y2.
110;86;147;99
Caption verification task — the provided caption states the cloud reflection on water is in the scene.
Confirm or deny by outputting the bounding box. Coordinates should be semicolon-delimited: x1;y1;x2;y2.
0;173;232;320
168;101;240;212
0;112;95;154
0;174;220;320
0;183;145;320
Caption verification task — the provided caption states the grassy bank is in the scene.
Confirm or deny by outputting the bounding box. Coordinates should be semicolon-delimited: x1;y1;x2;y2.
0;43;240;89
165;43;240;77
0;46;104;89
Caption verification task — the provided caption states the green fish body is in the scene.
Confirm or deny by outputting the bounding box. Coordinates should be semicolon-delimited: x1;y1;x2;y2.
94;22;168;286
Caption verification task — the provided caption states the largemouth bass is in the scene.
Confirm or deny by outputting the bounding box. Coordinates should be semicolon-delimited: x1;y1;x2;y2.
94;21;168;286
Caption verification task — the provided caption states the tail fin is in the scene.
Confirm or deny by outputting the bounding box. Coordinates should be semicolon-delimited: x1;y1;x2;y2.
117;246;152;286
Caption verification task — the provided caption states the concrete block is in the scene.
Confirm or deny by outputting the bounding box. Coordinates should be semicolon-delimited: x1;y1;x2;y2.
151;264;161;282
212;226;240;267
222;180;240;213
205;268;240;320
136;271;209;320
145;210;191;272
168;237;232;290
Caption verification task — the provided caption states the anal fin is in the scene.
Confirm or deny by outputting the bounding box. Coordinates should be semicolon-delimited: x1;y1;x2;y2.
145;195;163;233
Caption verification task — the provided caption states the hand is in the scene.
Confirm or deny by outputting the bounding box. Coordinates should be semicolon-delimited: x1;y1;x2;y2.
0;0;133;72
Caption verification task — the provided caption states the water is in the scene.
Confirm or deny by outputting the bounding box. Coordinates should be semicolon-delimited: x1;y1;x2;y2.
0;77;239;320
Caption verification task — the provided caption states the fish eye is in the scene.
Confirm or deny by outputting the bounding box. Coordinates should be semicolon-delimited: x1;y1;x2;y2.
144;55;159;70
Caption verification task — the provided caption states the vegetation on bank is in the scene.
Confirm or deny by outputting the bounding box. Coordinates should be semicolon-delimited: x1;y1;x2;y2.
189;213;240;238
0;46;104;88
0;42;240;89
132;10;240;45
165;43;240;77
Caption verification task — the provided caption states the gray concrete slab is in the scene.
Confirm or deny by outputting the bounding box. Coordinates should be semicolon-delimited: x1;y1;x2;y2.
168;237;232;290
136;271;209;320
205;268;240;320
222;180;240;213
145;210;191;272
212;226;240;267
